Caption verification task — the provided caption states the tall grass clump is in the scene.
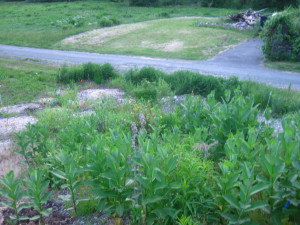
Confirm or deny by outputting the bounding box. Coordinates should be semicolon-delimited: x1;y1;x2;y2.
164;70;240;100
57;63;117;84
240;81;300;116
124;67;173;101
125;67;164;85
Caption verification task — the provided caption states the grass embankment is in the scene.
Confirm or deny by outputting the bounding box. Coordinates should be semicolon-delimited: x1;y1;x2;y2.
264;60;300;73
0;1;238;48
0;58;58;106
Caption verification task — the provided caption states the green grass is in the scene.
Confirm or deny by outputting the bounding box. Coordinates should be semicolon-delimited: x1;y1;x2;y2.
264;60;300;73
57;17;251;60
0;1;240;49
0;58;58;106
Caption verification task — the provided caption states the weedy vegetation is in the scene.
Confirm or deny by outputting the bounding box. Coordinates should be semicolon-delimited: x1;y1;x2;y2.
1;62;300;224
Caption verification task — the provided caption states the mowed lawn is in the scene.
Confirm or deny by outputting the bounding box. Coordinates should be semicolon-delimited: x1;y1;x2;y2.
0;1;252;60
0;1;238;48
57;17;251;60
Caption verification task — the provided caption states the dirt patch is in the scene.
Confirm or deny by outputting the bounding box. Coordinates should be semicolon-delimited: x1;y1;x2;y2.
0;103;43;114
141;40;184;52
0;116;37;140
0;154;25;178
61;23;147;46
0;201;74;225
78;88;125;101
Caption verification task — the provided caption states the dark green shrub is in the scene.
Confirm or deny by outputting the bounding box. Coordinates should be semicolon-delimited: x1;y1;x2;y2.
58;65;84;84
164;71;227;100
132;86;157;101
58;63;117;84
261;9;300;61
125;67;164;85
204;0;299;9
98;16;120;27
158;12;171;18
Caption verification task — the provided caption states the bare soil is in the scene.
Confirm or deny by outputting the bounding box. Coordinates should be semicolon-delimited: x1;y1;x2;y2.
61;23;147;45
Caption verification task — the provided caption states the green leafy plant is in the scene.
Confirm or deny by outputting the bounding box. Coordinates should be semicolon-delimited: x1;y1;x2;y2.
15;124;51;166
220;163;269;224
51;152;83;215
26;169;52;225
0;171;29;225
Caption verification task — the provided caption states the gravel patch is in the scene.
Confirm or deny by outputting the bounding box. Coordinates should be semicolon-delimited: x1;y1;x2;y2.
78;88;125;101
0;116;37;140
0;103;43;114
196;21;253;30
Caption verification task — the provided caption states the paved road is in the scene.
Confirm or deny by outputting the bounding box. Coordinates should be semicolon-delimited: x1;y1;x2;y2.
1;39;300;89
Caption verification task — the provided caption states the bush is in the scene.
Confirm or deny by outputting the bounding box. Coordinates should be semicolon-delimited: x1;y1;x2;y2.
98;16;120;27
261;9;300;61
132;86;157;101
164;71;239;100
125;67;164;85
240;80;300;116
58;63;117;84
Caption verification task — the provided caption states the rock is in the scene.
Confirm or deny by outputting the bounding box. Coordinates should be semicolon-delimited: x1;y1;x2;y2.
78;89;125;101
0;103;42;114
196;21;253;30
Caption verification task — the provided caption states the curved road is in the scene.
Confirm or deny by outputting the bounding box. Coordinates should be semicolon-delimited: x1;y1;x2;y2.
1;39;300;89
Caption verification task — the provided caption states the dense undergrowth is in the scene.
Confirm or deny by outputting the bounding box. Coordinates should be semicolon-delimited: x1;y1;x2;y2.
1;88;300;224
1;63;300;224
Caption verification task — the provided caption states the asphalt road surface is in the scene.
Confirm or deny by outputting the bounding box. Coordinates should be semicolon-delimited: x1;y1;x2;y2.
1;38;299;89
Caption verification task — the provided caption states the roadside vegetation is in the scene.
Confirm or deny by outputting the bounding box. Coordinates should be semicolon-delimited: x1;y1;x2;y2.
0;58;58;106
1;61;300;224
264;60;300;73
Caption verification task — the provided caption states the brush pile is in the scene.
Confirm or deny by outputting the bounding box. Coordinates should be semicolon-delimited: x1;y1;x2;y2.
229;8;267;25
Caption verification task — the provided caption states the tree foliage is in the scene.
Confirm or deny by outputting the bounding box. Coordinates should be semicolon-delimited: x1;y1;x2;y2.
261;8;300;61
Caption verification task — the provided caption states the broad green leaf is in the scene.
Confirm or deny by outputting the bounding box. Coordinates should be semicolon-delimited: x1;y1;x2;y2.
19;216;30;220
125;179;135;186
293;181;300;189
142;196;164;205
245;201;268;212
116;204;124;216
30;215;40;220
250;183;269;196
58;194;71;201
220;212;238;223
51;170;67;180
223;194;240;210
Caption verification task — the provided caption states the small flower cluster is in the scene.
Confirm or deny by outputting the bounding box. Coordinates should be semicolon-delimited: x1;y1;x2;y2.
131;122;138;149
139;113;146;132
